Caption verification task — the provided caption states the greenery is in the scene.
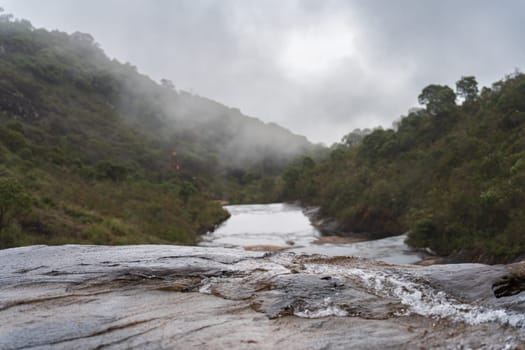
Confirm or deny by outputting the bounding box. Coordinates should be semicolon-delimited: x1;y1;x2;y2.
281;72;525;263
2;11;523;264
0;13;317;248
0;176;31;229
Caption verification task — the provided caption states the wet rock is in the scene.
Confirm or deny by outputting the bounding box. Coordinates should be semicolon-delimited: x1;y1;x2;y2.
493;261;525;299
0;245;524;349
243;245;290;252
313;235;365;245
249;273;404;320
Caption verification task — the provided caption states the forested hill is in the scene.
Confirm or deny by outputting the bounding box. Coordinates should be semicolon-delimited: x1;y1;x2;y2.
0;14;315;247
283;73;525;263
0;15;317;176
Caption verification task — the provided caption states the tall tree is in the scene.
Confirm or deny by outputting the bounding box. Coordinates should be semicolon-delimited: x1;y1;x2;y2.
456;76;479;103
418;84;456;115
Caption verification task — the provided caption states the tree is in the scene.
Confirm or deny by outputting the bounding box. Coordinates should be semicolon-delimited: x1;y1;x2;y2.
456;76;478;103
281;166;301;198
0;177;31;230
302;156;315;169
359;128;397;160
341;128;369;147
160;79;175;90
418;84;456;115
71;31;95;45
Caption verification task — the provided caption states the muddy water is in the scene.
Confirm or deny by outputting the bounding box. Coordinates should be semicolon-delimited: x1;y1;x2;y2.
200;203;424;264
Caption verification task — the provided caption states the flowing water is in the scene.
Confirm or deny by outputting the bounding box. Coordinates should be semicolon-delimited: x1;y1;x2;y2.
1;203;524;348
199;203;425;264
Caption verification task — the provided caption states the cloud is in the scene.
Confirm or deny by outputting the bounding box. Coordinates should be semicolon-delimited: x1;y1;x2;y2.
2;0;525;144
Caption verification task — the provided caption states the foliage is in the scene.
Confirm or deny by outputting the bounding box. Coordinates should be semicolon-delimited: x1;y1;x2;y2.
0;176;31;230
418;84;457;115
95;160;131;182
0;14;251;248
0;127;27;152
0;9;322;248
456;76;479;103
340;128;372;148
283;73;525;263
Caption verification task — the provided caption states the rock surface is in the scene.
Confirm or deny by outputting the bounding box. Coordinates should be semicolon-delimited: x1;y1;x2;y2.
0;245;524;349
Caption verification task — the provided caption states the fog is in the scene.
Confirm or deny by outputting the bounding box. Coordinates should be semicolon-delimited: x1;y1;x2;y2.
110;63;314;172
3;0;525;143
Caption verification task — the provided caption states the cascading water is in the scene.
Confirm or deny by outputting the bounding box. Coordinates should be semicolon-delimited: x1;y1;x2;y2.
0;203;523;349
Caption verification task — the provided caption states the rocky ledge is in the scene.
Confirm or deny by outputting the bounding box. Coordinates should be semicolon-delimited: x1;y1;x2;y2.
0;245;524;349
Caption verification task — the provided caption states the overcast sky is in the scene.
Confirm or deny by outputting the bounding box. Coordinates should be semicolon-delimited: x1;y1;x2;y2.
2;0;524;144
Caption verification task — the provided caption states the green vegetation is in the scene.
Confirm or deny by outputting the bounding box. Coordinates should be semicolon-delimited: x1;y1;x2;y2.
283;73;525;263
4;10;522;264
0;177;31;230
0;13;317;248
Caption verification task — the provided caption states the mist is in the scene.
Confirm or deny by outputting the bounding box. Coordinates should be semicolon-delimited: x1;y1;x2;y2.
113;67;315;173
2;0;525;144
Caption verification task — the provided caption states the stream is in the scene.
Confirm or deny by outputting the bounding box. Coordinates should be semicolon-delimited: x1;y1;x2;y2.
199;203;424;264
0;203;524;349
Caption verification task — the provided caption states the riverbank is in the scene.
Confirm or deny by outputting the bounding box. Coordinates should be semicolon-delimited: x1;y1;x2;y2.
303;206;376;240
302;205;525;265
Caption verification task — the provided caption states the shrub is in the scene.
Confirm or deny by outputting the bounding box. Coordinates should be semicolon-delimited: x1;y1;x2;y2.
95;160;131;182
0;128;27;152
0;177;32;230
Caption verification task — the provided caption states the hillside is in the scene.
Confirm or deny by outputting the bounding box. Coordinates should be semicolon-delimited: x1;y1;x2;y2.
283;73;525;263
0;14;315;247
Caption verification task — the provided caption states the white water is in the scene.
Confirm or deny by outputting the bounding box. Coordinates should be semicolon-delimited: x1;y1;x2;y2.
197;204;525;330
303;262;525;328
1;244;523;348
200;203;424;264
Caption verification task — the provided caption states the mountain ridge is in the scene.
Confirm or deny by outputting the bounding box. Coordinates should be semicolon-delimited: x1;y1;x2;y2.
0;14;317;247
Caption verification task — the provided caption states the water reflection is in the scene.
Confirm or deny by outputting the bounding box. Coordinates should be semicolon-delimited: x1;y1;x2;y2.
199;203;424;264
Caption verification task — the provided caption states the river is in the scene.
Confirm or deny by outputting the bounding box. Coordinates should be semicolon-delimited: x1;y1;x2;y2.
0;203;524;348
200;203;424;264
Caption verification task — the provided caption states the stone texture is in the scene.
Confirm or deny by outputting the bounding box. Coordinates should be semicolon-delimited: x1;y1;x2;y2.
0;245;523;349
